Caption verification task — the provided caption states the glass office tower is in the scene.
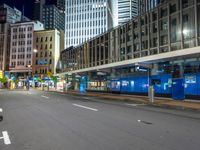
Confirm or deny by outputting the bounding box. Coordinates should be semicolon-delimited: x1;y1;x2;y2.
65;0;113;48
118;0;138;25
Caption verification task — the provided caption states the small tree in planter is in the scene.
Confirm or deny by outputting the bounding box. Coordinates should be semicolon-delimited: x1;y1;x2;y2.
0;77;8;88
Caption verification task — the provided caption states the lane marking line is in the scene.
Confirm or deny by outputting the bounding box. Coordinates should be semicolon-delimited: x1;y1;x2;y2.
41;95;49;99
73;104;98;112
0;108;2;112
0;131;11;145
125;103;146;107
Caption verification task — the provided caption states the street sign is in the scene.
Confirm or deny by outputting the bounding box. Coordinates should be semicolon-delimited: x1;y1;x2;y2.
0;70;3;78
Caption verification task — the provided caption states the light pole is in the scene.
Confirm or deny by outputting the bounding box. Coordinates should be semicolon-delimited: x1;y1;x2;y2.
33;49;38;88
135;63;154;102
27;64;31;90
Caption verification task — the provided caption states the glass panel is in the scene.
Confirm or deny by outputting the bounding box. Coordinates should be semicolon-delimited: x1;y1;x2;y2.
182;8;195;40
170;14;181;43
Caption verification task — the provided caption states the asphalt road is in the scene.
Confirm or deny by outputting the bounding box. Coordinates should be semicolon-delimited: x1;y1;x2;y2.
0;89;200;150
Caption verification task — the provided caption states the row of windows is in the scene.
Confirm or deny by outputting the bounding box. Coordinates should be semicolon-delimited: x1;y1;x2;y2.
12;40;32;46
12;47;32;53
35;59;52;65
11;54;31;59
11;61;31;67
35;44;52;50
36;37;53;42
34;68;50;74
35;51;52;58
12;27;33;32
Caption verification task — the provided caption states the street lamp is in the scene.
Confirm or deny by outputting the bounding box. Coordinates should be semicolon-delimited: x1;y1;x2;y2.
33;49;38;53
135;63;154;102
27;64;31;91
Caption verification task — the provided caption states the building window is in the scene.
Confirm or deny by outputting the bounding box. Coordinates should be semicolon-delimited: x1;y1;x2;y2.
44;59;48;65
40;59;43;65
170;4;176;14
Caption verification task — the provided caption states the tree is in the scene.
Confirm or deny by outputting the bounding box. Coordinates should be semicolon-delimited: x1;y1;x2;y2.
46;71;53;78
37;77;44;83
0;77;8;84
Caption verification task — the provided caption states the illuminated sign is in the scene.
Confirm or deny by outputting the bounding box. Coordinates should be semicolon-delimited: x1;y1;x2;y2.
0;70;3;78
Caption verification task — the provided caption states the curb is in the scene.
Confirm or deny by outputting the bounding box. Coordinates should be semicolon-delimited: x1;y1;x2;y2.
43;90;200;111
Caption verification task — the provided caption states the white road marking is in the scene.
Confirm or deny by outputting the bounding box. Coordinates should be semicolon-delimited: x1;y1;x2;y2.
41;95;49;99
0;131;11;145
73;104;98;112
125;103;146;107
0;108;2;112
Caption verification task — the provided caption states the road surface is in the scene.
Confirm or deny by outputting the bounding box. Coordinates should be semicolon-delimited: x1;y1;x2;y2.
0;89;200;150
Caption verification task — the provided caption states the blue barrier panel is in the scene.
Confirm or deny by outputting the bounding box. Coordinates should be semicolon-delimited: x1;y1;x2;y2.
110;80;121;92
197;73;200;96
151;74;171;94
184;73;198;96
172;78;185;100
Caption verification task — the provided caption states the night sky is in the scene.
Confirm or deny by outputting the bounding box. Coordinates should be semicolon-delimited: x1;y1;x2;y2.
0;0;56;19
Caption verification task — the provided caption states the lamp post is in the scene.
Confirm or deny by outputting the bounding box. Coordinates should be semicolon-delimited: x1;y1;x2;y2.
33;49;38;88
27;64;31;90
33;49;38;53
135;63;154;102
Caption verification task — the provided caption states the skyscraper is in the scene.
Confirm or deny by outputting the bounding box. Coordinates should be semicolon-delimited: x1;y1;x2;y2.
42;5;65;31
65;0;113;48
117;0;138;25
33;0;45;22
138;0;160;14
56;0;65;13
0;4;22;23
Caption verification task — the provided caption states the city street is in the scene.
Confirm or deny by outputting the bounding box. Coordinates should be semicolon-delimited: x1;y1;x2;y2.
0;89;200;150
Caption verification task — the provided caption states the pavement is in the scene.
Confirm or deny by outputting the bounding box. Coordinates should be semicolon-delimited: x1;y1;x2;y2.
0;89;200;150
45;88;200;111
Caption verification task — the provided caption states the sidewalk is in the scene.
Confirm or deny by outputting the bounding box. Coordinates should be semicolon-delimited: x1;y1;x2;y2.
46;89;200;111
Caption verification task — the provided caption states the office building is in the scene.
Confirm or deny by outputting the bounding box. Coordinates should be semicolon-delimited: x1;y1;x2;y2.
138;0;160;14
33;0;46;22
0;4;22;23
42;5;65;31
9;21;44;77
0;4;23;72
33;29;64;76
60;0;200;99
65;0;113;48
0;23;10;71
117;0;138;25
56;0;65;13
